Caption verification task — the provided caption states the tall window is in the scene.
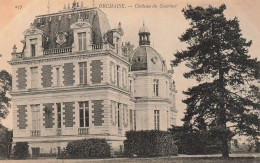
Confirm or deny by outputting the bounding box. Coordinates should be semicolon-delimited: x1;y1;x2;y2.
154;110;160;130
111;63;115;83
118;103;121;128
56;67;61;86
78;32;87;51
153;79;159;96
31;44;36;57
166;81;168;98
129;80;132;93
57;103;61;128
79;102;89;127
79;62;87;84
31;67;38;88
117;65;120;87
31;105;40;130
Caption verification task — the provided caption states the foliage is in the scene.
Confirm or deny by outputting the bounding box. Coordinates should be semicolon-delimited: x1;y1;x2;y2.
172;4;260;157
0;125;13;159
169;126;222;155
124;130;178;157
0;70;12;119
13;142;30;159
64;138;111;159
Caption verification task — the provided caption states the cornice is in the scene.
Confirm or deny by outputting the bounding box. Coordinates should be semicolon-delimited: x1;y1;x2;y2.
9;50;130;66
11;84;131;97
9;51;109;65
135;97;171;103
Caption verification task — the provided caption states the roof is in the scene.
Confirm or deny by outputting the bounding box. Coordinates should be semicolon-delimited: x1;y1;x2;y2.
139;23;150;33
130;45;167;72
33;8;111;49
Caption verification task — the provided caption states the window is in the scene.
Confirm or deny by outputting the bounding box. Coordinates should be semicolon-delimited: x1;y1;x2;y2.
79;102;89;127
118;103;121;128
57;103;61;128
31;44;36;57
166;81;168;98
134;110;136;131
153;79;159;96
154;110;160;130
31;67;38;88
56;67;61;86
117;65;120;87
31;105;40;130
78;32;87;51
110;62;115;83
129;80;132;93
79;62;87;84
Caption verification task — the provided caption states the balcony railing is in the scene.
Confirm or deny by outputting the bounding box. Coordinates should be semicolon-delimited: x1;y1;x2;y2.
78;127;89;135
56;128;62;136
30;130;41;137
43;47;72;55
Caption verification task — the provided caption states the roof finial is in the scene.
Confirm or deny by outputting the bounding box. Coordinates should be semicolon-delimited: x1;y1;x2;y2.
143;18;145;26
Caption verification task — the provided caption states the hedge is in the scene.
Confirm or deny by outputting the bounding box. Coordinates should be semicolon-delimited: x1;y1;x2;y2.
13;142;30;159
124;130;178;157
63;138;111;159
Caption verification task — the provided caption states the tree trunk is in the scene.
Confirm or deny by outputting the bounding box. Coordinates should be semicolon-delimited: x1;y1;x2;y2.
217;51;230;158
222;133;229;157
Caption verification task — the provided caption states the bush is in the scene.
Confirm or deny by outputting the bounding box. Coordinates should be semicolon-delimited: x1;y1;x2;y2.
13;142;30;159
65;138;111;159
169;126;222;155
124;130;178;157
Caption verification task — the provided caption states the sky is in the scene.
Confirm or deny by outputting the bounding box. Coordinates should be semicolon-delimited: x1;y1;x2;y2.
0;0;259;129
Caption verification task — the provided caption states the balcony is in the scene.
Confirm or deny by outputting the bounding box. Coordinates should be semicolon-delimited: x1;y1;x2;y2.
78;127;89;135
30;130;41;137
56;128;62;136
43;47;72;55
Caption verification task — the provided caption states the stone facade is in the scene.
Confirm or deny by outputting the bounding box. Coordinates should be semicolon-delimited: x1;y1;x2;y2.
9;2;177;157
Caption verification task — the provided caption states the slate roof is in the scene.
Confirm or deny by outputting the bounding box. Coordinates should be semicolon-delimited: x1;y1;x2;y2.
130;45;166;72
33;7;111;49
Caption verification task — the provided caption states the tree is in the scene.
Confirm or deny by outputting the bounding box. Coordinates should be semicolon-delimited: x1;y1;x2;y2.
172;4;260;157
0;70;12;119
0;125;13;159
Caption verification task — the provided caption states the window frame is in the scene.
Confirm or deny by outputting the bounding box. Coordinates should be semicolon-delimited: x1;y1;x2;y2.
79;62;87;84
154;110;160;130
79;101;89;127
153;79;159;96
78;32;87;51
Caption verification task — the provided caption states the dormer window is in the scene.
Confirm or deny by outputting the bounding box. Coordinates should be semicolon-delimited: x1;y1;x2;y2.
78;32;86;51
31;44;36;57
30;38;37;57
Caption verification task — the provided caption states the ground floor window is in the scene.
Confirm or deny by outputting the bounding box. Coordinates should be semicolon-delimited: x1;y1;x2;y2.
154;110;160;130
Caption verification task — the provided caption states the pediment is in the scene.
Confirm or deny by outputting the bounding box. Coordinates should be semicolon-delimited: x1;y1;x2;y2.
70;18;92;29
23;24;43;36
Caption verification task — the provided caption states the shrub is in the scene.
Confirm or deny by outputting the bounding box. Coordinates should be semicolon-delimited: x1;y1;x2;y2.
124;130;178;157
65;138;111;159
13;142;30;159
169;126;222;155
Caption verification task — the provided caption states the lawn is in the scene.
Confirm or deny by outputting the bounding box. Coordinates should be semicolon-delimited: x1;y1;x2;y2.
1;156;259;163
